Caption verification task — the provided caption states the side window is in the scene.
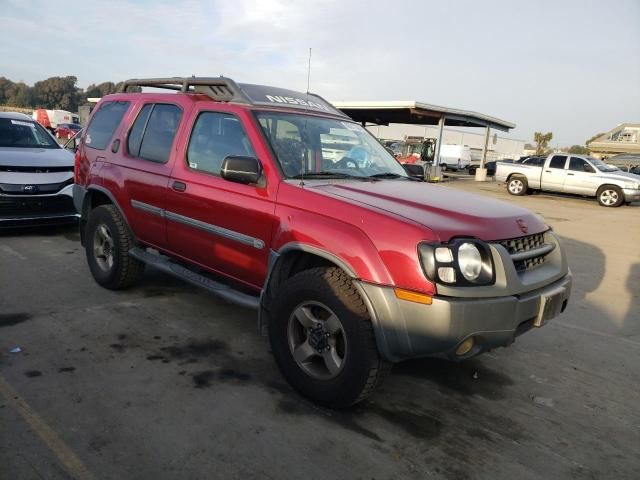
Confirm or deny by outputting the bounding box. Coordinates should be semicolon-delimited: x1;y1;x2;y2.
127;104;153;156
187;112;255;175
85;101;130;150
569;157;587;172
136;104;182;163
548;155;567;169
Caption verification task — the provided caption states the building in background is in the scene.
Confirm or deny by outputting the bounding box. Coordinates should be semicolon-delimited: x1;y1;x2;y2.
369;123;525;161
588;123;640;159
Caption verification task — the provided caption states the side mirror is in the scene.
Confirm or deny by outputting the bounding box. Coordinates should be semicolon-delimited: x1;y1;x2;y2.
220;156;263;185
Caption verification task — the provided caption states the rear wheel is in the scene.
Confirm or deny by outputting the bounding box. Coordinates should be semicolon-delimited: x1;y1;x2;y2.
597;185;623;207
507;175;528;196
85;205;144;289
269;267;389;408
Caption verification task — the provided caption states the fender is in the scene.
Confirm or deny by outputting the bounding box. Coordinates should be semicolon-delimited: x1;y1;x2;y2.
78;185;135;245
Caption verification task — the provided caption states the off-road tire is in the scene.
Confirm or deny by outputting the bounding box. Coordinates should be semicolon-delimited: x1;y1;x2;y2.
85;204;144;289
269;267;390;408
507;175;528;196
596;185;623;207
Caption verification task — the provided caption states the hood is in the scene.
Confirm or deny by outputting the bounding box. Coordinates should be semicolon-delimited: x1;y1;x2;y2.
311;180;547;241
600;170;640;183
0;147;74;168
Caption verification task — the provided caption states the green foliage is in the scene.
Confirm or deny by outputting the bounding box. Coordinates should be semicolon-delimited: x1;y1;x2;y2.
533;131;553;155
0;76;137;111
568;145;589;154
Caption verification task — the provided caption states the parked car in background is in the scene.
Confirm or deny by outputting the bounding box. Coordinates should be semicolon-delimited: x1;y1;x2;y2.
468;161;497;176
73;77;572;408
55;123;82;140
0;112;78;227
605;153;640;175
496;153;640;207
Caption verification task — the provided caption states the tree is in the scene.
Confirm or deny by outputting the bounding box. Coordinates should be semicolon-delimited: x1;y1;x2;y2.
568;145;589;154
533;132;553;155
32;76;81;110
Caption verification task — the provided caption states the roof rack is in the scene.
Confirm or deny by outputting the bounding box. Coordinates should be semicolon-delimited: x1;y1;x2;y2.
120;77;249;103
119;76;348;118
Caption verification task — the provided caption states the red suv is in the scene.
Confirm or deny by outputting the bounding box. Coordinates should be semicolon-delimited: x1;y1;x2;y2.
73;77;572;407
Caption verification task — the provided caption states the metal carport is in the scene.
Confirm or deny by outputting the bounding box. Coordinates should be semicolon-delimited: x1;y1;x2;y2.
331;100;516;180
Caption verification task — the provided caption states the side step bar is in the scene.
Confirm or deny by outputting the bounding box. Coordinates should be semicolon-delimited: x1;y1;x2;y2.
129;247;260;310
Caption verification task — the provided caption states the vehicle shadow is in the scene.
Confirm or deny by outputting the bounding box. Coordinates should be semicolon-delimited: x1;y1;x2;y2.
0;223;79;240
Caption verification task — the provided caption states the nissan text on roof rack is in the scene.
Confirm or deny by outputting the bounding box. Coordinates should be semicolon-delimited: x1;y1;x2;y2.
72;77;572;408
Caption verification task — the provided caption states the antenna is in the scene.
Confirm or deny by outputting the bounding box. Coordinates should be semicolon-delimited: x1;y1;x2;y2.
299;47;313;186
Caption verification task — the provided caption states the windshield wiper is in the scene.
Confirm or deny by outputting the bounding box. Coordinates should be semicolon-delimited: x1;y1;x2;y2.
367;172;418;181
290;171;362;179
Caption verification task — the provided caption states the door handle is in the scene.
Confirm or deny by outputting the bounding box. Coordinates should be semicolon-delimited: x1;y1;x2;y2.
567;173;574;176
545;170;552;173
172;181;187;192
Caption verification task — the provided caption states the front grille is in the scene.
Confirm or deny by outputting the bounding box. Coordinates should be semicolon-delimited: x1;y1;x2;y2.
0;166;74;173
498;232;549;272
0;196;76;217
0;179;73;195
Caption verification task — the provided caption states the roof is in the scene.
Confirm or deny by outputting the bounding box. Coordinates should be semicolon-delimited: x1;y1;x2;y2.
588;123;640;155
120;77;348;118
0;111;33;120
331;100;515;132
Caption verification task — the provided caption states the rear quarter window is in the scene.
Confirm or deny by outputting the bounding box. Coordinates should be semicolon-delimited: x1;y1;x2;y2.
85;101;130;150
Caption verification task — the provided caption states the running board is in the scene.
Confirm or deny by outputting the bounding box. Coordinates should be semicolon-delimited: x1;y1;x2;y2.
129;247;260;310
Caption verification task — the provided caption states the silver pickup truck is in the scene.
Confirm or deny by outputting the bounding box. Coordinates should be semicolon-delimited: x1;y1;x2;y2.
495;153;640;207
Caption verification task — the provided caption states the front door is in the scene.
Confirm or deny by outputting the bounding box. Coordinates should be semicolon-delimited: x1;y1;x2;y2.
165;107;277;290
541;154;568;192
563;157;600;195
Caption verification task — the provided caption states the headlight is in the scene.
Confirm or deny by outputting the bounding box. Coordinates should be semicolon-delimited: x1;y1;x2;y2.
419;239;494;286
458;243;482;281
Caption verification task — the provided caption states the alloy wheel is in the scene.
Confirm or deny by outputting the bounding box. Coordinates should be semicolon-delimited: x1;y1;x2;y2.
93;224;115;271
287;301;348;380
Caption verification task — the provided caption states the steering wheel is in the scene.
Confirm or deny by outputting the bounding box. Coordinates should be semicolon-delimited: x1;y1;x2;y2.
334;156;360;169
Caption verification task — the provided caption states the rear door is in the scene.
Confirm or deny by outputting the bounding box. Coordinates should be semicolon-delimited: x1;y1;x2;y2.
564;156;600;195
98;101;184;250
165;106;278;290
541;155;568;191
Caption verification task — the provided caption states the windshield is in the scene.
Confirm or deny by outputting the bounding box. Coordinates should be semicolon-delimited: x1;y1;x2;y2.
255;112;408;179
588;157;618;172
0;118;59;149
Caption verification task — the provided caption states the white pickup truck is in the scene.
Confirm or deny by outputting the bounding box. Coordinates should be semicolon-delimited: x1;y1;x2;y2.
495;154;640;207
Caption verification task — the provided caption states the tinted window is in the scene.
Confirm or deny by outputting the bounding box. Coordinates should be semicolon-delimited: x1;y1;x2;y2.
135;104;182;163
569;157;588;172
127;104;153;156
85;101;129;150
187;112;254;175
549;155;567;169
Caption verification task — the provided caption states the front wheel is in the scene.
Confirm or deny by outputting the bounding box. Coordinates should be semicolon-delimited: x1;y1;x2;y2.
85;204;144;289
507;175;528;196
597;185;623;207
268;267;389;408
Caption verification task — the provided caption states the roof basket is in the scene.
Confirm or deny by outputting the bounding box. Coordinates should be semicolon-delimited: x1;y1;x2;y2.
119;77;249;103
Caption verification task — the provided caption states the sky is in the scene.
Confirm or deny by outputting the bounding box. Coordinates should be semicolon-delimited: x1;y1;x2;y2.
1;0;638;146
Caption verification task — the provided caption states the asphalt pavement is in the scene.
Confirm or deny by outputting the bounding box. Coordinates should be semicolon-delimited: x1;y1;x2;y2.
1;180;638;480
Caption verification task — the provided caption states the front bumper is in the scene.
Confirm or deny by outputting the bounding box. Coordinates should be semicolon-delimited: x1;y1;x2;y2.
357;273;572;362
0;184;79;228
623;188;640;203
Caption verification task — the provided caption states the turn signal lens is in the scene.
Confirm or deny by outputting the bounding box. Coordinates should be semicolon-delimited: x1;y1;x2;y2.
394;288;432;305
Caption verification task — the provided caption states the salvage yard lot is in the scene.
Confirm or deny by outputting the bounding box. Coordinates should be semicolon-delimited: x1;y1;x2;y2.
1;180;639;480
